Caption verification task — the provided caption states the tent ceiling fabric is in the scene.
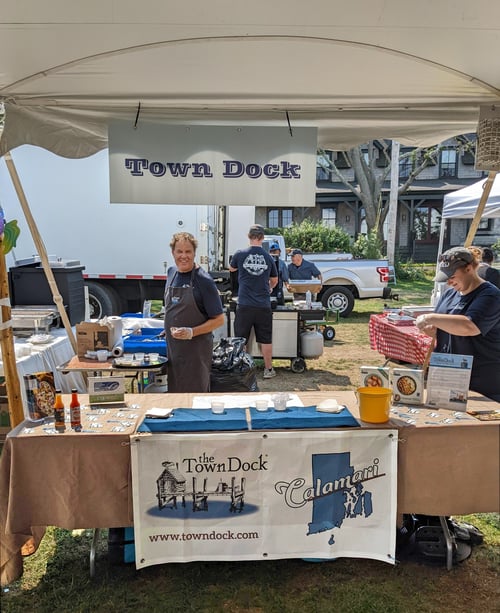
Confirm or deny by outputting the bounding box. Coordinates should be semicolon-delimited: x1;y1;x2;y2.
1;1;500;157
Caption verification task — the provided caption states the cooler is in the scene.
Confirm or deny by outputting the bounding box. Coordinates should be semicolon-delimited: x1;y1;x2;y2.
122;328;167;357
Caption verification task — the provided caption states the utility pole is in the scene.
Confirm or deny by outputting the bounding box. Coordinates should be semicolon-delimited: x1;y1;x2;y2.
386;141;400;266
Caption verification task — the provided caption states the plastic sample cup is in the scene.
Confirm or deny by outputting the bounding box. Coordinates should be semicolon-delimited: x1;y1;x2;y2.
96;350;108;362
255;399;269;412
273;393;288;412
211;401;225;415
149;352;160;362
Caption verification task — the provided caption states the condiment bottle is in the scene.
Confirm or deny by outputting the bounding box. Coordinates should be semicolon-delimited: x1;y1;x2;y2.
53;389;66;433
70;388;82;432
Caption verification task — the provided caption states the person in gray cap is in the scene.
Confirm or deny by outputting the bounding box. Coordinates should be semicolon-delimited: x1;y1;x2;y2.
269;241;289;305
287;248;323;300
229;225;278;379
415;246;500;401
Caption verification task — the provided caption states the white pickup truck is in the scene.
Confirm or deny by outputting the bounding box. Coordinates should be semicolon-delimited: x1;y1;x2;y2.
264;235;394;317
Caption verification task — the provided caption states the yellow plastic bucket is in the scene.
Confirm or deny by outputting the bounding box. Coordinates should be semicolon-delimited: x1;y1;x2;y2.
356;387;392;423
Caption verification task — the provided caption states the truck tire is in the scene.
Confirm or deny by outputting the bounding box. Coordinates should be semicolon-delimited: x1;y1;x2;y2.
321;286;355;318
86;281;122;318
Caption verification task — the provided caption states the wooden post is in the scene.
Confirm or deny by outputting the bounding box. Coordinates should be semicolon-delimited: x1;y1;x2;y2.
0;239;24;427
464;170;497;247
3;152;78;354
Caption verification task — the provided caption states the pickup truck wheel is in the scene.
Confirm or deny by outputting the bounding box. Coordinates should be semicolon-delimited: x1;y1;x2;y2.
321;287;355;318
291;357;306;373
86;282;121;318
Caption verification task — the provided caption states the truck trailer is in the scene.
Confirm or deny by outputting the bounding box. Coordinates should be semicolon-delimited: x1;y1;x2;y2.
0;146;254;317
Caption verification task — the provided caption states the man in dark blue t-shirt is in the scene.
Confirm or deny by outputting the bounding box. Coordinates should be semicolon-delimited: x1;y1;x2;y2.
287;249;323;300
229;224;278;379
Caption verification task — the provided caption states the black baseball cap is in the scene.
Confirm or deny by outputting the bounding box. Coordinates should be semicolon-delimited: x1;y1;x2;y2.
435;247;474;282
290;248;303;256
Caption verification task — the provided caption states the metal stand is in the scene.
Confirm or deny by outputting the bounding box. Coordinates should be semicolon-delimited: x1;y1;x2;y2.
439;515;454;571
90;528;101;577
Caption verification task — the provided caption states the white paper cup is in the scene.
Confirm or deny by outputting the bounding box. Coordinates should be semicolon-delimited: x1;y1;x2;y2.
255;399;268;412
211;401;225;415
96;350;108;362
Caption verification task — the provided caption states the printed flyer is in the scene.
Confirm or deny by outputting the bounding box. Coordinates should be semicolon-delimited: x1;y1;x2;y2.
426;352;473;409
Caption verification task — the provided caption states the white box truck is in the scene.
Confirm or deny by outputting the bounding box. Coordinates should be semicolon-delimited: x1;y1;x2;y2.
0;146;254;317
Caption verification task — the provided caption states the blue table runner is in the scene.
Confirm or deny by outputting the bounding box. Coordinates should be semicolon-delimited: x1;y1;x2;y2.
138;405;359;433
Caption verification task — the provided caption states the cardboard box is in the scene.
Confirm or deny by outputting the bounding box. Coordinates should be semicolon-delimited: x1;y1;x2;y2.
76;322;113;357
360;366;391;389
392;368;424;405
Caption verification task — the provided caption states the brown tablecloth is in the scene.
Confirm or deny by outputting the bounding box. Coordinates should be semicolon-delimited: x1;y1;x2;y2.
1;391;498;585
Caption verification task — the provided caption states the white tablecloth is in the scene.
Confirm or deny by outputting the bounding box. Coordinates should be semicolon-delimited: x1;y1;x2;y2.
0;329;86;412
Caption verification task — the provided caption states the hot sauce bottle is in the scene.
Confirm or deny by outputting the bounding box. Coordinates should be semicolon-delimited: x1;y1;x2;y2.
70;388;82;432
53;389;66;433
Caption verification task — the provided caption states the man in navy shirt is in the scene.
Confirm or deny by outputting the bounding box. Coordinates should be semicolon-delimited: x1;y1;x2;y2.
287;249;323;300
229;225;278;379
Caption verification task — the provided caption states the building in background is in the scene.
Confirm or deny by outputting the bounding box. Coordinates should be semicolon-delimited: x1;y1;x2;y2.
256;136;500;262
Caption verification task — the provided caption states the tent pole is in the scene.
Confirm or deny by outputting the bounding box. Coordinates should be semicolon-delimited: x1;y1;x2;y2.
4;153;78;354
0;239;25;427
463;171;497;247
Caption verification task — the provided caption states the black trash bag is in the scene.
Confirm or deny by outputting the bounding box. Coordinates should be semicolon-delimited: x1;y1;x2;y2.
212;337;247;370
211;337;258;392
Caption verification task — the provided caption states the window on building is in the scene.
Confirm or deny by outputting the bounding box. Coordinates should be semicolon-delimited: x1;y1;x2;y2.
268;209;293;228
322;208;336;227
477;218;493;231
414;205;441;241
399;150;413;179
439;148;457;178
316;151;331;180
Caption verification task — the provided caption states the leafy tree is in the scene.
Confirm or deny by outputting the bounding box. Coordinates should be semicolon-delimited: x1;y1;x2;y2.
317;137;475;243
269;219;351;253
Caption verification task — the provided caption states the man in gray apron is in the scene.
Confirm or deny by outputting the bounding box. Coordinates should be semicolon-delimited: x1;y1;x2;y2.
164;232;224;392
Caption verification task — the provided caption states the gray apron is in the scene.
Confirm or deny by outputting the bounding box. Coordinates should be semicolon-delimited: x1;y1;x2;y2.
164;268;213;393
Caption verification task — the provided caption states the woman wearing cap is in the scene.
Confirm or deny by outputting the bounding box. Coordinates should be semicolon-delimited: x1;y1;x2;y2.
415;246;500;401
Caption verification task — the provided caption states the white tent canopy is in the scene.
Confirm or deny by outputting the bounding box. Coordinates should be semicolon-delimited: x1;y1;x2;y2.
1;1;500;158
436;174;500;269
442;175;500;219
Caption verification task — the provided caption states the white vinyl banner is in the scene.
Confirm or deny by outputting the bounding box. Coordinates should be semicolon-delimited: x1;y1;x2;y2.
108;122;317;206
131;430;398;569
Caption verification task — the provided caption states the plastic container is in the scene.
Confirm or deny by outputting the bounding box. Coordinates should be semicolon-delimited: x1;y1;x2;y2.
356;387;392;423
300;330;324;358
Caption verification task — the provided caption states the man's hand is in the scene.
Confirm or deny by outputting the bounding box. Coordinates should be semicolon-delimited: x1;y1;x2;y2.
170;326;194;340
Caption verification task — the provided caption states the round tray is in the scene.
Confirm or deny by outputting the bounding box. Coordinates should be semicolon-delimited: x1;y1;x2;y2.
112;356;167;369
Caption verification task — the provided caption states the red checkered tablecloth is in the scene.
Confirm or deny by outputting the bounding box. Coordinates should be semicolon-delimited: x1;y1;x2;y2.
369;313;433;364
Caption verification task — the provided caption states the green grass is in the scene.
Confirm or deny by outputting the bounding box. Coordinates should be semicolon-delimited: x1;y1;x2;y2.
2;516;499;612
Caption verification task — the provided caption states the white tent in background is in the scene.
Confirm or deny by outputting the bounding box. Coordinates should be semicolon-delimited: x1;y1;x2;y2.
437;174;500;257
431;174;500;304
